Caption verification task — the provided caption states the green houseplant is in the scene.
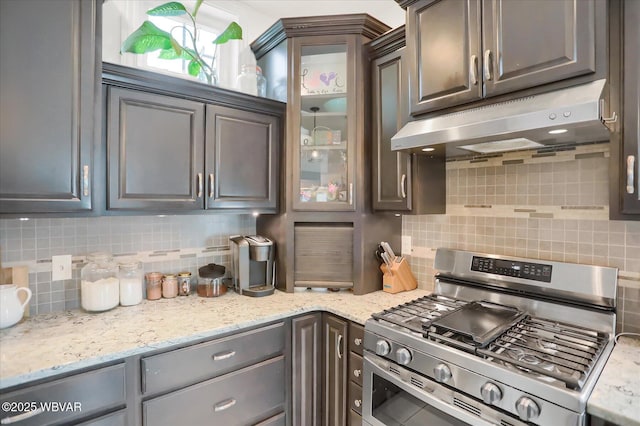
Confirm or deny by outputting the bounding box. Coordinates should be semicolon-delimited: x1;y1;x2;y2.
121;0;242;85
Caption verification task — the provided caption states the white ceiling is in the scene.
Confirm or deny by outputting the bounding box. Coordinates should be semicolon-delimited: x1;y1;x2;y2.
240;0;404;27
207;0;406;41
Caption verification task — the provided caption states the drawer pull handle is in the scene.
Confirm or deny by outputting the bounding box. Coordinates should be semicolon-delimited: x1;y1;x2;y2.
212;350;236;361
627;155;636;194
209;173;214;198
82;165;90;196
469;54;478;85
197;173;203;198
1;407;44;424
354;337;362;346
484;49;493;81
213;398;236;412
354;399;362;408
353;369;362;378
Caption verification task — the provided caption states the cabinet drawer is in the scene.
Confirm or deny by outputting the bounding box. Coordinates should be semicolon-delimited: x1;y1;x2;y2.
141;321;285;395
255;411;286;426
349;409;362;426
349;352;363;387
349;381;363;415
143;355;285;426
348;322;364;355
0;364;125;426
75;409;127;426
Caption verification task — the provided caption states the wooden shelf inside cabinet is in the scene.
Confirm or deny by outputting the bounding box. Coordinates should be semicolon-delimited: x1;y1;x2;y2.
301;143;347;151
301;111;346;117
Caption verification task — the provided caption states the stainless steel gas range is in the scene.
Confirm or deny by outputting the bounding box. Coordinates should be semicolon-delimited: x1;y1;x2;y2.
362;248;618;426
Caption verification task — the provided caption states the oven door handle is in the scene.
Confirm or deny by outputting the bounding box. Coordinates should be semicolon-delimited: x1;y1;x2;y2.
362;353;497;426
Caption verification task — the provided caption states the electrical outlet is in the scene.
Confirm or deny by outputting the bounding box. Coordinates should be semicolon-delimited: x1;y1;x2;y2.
401;236;412;255
52;255;72;281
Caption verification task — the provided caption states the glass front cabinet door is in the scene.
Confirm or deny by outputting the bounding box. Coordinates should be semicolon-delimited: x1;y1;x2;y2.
292;36;356;211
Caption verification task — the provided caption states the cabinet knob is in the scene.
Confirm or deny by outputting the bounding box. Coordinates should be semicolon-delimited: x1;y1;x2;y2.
353;369;361;378
354;337;362;346
354;399;361;408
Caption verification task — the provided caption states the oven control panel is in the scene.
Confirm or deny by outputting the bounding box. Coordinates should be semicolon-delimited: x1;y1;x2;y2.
471;256;552;282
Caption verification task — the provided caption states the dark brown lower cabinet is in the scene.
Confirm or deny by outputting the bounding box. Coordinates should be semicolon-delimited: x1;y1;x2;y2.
323;314;349;426
292;313;323;425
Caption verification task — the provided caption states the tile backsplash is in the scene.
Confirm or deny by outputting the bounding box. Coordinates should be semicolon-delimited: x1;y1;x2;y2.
1;142;638;335
403;142;640;334
0;215;255;315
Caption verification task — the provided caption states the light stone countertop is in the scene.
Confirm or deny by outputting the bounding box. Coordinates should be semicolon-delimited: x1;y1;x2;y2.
587;336;640;426
0;288;429;389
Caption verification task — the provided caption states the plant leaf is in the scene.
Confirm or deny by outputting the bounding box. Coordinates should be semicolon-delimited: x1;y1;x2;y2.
212;22;242;45
188;60;202;77
147;2;187;16
158;47;197;61
192;0;204;17
121;21;174;54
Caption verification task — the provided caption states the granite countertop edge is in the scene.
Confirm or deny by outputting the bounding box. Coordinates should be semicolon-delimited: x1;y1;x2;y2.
586;336;640;426
0;289;428;389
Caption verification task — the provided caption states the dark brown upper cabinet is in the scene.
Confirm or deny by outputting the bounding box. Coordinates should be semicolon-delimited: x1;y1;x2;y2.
107;87;205;212
0;0;100;215
610;0;640;218
205;105;279;211
103;63;284;215
369;27;446;214
253;15;402;295
405;0;607;116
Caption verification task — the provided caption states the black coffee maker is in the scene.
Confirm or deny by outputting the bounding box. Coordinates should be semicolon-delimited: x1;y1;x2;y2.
229;235;276;297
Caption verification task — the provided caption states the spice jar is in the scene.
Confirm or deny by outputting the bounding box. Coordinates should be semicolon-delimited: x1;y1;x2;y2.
118;260;143;306
162;274;178;298
145;272;163;300
177;272;192;296
81;252;120;312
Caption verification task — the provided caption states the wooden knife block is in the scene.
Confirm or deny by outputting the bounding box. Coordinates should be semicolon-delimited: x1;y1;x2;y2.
380;257;418;294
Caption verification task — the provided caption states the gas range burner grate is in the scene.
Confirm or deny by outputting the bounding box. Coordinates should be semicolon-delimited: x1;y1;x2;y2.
478;317;609;390
371;295;466;334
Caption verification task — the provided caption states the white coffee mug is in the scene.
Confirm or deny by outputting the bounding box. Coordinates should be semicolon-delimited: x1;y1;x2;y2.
0;284;32;329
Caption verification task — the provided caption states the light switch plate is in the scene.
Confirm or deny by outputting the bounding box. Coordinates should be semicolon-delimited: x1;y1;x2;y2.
52;255;72;281
401;236;412;255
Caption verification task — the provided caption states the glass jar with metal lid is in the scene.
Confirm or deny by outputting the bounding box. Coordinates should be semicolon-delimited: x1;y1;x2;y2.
118;260;143;306
177;272;192;296
81;252;119;312
162;274;178;298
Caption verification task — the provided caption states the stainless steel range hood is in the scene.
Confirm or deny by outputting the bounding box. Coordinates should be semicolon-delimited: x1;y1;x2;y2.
391;79;613;157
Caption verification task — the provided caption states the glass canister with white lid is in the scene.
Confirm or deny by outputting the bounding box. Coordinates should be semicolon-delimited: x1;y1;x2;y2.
118;260;143;306
81;252;120;312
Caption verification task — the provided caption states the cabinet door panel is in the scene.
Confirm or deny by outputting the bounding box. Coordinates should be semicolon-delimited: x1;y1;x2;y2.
0;0;96;213
107;87;204;211
620;0;640;214
372;48;411;211
323;315;348;426
483;0;597;96
408;0;482;115
205;105;279;211
292;314;322;426
294;224;353;288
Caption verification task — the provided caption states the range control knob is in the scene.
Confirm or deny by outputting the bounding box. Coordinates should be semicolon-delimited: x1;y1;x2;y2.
480;382;502;405
396;348;412;365
375;340;391;356
433;363;452;383
515;396;540;421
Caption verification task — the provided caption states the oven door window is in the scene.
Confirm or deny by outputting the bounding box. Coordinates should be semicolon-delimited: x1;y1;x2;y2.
371;372;468;426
